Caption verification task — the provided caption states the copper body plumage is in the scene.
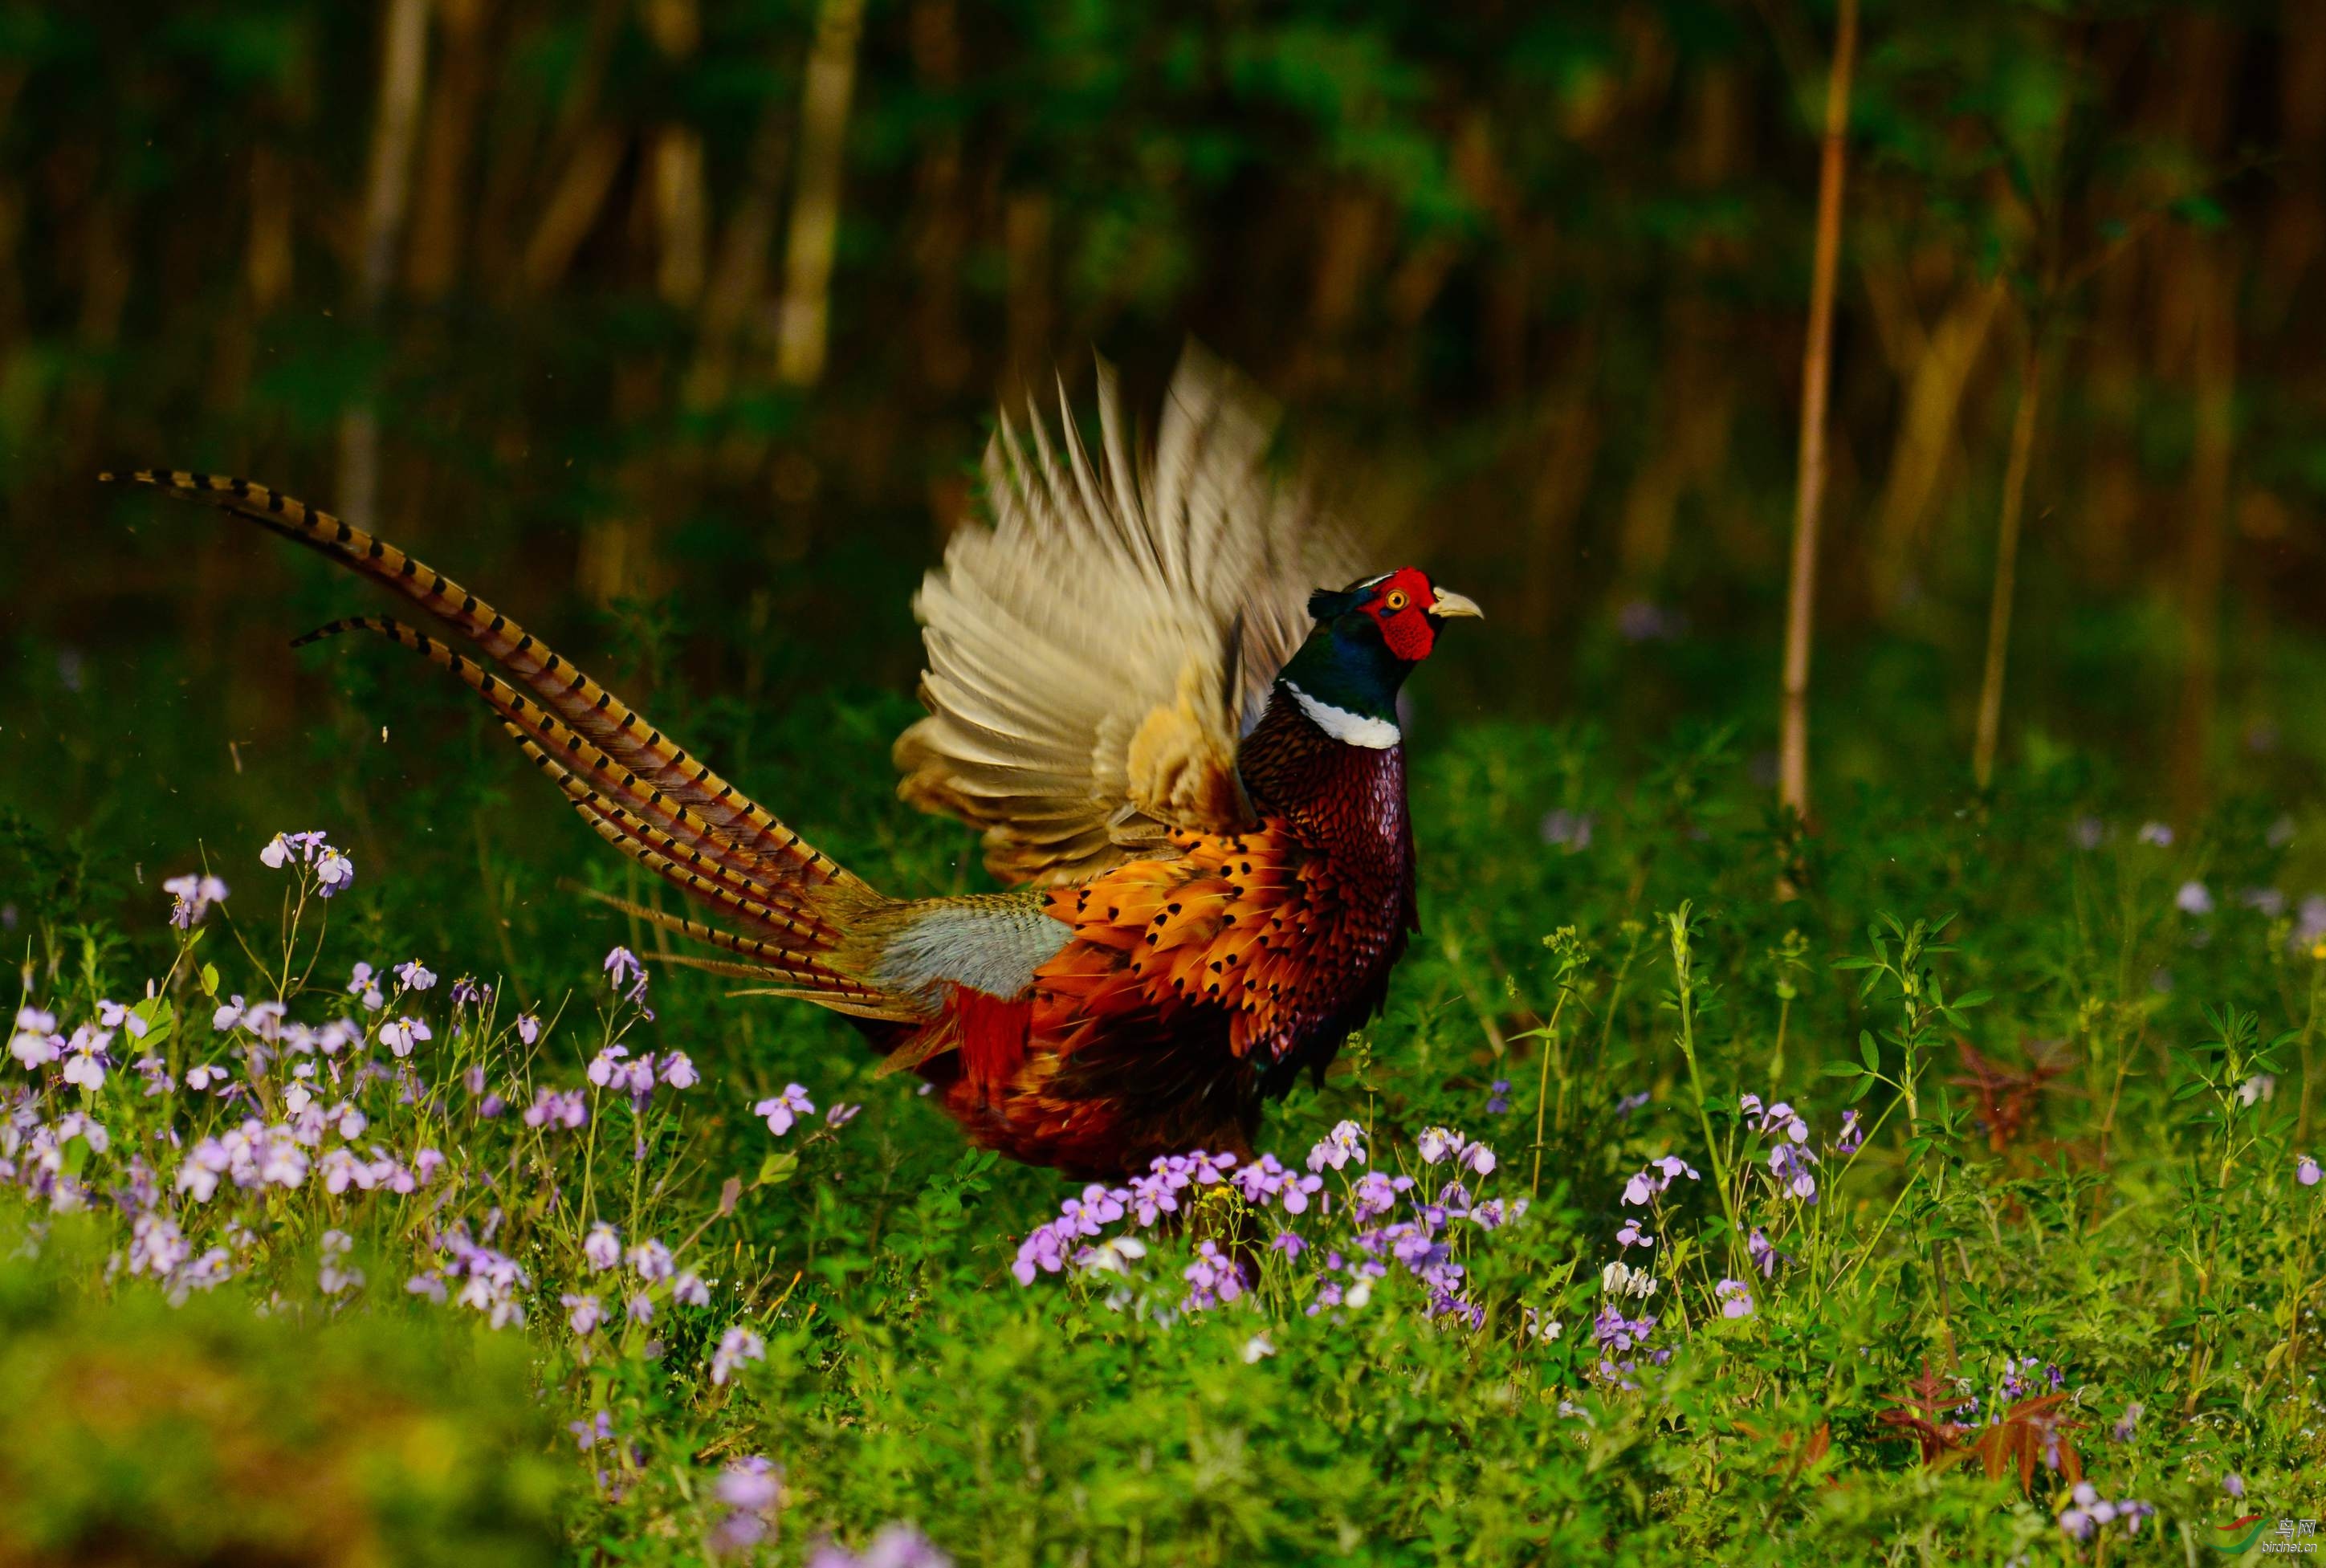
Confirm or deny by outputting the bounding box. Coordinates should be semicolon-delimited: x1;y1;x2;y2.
115;348;1478;1179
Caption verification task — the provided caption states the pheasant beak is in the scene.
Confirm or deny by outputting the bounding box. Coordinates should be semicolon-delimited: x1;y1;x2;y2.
1428;588;1483;621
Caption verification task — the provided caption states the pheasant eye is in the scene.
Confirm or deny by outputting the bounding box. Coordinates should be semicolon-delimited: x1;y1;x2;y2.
1383;589;1409;612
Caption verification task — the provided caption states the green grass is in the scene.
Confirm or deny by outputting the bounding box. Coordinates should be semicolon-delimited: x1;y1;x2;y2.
2;677;2323;1563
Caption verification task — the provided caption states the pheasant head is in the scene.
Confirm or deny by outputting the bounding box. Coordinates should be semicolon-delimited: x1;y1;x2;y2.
1275;568;1481;743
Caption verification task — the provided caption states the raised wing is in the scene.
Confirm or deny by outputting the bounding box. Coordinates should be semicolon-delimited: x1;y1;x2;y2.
894;345;1368;886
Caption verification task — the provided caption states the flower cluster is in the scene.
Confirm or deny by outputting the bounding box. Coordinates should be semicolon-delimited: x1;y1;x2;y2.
260;829;357;896
1008;1122;1522;1332
1741;1094;1819;1202
2056;1482;2154;1542
163;872;230;928
588;1045;698;1104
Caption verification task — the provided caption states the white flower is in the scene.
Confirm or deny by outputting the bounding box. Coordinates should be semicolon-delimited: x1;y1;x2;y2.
1241;1333;1276;1363
1078;1236;1148;1276
1601;1261;1658;1301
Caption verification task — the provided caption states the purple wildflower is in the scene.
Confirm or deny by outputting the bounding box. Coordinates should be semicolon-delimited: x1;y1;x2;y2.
625;1238;674;1281
1306;1119;1366;1172
379;1016;432;1057
1185;1149;1239;1185
1128;1161;1189;1226
2299;1154;2320;1187
10;1009;61;1069
711;1326;766;1385
1715;1277;1754;1319
515;1012;541;1045
394;959;437;991
523;1088;588;1130
313;845;355;896
96;1000;150;1041
161;873;229;927
1057;1183;1126;1237
1011;1220;1073;1285
1768;1141;1819;1201
1182;1239;1247;1309
755;1084;814;1135
563;1293;602;1333
1592;1304;1657;1354
717;1455;782;1514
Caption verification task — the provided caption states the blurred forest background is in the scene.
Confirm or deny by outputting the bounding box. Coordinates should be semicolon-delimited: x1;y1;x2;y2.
5;0;2325;917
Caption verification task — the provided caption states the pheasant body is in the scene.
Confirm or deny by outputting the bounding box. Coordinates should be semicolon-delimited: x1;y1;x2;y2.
115;349;1477;1181
905;692;1416;1175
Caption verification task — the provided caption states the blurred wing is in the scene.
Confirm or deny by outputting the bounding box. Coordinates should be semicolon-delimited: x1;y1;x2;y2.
895;344;1368;886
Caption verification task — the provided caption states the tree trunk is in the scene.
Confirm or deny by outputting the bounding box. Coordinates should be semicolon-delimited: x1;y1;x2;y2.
339;0;432;531
2172;242;2238;820
775;0;866;387
1972;330;2043;790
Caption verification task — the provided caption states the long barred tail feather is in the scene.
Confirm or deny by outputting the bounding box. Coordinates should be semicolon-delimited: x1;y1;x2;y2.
296;614;821;927
565;886;915;1020
107;469;919;1022
103;469;868;899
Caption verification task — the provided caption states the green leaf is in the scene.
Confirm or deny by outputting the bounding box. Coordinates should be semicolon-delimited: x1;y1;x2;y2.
1860;1031;1880;1073
1823;1060;1861;1077
755;1152;799;1187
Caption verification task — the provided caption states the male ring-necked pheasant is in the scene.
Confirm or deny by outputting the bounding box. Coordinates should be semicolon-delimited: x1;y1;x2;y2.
112;349;1480;1179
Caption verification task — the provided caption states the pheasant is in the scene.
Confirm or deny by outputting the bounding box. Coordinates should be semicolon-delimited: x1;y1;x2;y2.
110;349;1480;1179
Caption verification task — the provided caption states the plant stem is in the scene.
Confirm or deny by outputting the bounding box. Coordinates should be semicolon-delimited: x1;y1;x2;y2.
1668;906;1743;1271
1775;0;1859;835
1529;987;1573;1202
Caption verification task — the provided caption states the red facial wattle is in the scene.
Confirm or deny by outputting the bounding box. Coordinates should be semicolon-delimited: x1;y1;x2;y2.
1365;567;1441;662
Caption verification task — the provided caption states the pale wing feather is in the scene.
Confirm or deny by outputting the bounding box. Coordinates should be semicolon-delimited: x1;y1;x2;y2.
894;344;1368;886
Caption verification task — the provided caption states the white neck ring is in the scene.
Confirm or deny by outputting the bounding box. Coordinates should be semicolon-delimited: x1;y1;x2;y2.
1283;681;1400;748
